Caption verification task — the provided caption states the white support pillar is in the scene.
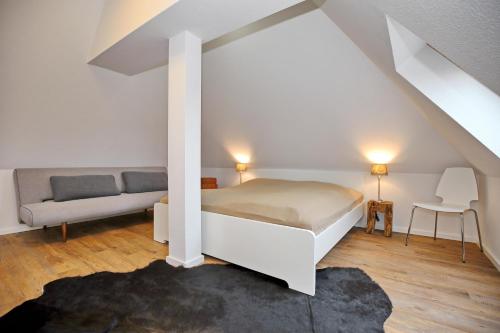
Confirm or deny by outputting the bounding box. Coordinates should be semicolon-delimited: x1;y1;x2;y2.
166;31;203;268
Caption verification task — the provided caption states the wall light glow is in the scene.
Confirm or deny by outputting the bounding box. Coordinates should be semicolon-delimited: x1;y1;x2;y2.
366;151;394;164
224;140;252;166
234;154;250;164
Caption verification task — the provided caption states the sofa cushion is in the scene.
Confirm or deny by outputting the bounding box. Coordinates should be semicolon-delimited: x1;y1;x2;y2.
122;172;168;193
19;191;167;227
50;175;120;202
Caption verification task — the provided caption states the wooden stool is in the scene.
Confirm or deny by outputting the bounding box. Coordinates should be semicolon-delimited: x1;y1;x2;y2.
366;200;393;237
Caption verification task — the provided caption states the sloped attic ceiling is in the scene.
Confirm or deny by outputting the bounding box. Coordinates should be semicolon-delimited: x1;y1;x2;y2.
318;0;500;176
200;8;468;173
86;0;497;175
320;0;500;95
88;0;306;74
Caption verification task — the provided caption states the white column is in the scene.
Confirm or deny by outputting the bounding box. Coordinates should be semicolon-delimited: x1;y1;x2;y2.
166;31;203;268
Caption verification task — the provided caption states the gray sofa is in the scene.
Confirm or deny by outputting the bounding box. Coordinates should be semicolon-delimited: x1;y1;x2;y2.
14;167;167;241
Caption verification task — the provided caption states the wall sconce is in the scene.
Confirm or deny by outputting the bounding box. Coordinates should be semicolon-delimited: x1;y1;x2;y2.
371;164;388;201
235;163;248;184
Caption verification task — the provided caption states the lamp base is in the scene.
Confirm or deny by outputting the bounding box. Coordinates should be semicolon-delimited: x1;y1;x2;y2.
377;175;382;202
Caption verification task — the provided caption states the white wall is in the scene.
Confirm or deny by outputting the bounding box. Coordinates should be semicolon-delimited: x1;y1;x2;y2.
0;166;488;252
200;9;468;173
0;1;496;269
479;176;500;270
0;170;29;235
317;1;500;267
0;0;169;233
319;0;500;177
90;0;176;61
0;0;168;169
203;167;482;243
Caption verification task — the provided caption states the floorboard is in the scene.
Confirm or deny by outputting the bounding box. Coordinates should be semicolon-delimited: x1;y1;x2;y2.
0;213;499;332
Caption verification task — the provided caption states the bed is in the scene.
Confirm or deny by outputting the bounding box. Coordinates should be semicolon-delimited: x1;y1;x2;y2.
154;178;364;295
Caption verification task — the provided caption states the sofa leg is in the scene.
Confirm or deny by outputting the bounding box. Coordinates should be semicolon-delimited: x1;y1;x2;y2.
61;222;67;242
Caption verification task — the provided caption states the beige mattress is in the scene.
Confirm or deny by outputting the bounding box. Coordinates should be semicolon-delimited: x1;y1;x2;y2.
162;178;363;235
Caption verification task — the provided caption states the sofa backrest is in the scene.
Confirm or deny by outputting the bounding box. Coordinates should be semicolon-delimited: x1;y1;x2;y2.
14;166;167;206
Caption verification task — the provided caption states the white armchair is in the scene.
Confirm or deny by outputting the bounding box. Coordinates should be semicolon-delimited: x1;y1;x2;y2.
405;167;483;262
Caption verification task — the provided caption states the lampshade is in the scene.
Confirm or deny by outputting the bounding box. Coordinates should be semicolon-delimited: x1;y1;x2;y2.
235;163;248;173
371;164;388;176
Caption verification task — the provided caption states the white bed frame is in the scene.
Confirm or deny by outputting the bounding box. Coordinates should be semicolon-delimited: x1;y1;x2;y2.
154;202;364;295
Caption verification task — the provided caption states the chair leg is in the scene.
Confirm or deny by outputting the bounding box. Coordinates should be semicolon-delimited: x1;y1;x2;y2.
460;213;465;263
433;211;438;240
405;206;417;246
469;209;483;252
61;222;67;242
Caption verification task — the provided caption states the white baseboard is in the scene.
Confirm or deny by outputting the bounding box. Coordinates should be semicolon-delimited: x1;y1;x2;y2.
0;218;480;244
0;210;149;236
356;221;500;271
355;220;478;242
166;256;184;267
166;255;204;268
392;225;478;243
483;246;500;271
183;255;205;268
0;224;41;235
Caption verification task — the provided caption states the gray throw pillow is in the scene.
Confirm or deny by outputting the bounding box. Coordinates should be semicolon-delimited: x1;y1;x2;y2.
122;172;168;193
50;175;120;202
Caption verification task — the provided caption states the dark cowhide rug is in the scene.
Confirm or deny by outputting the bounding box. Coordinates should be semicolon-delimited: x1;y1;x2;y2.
0;261;392;332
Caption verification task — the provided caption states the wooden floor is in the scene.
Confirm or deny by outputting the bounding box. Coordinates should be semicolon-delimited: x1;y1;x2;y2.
1;213;499;332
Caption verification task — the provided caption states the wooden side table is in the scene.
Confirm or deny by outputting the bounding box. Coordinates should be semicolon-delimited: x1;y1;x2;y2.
201;177;218;189
366;200;393;237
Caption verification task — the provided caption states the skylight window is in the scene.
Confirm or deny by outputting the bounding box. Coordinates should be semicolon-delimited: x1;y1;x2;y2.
386;16;500;158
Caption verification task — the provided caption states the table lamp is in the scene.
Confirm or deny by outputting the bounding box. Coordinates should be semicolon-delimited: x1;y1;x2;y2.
371;164;388;201
235;163;248;184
